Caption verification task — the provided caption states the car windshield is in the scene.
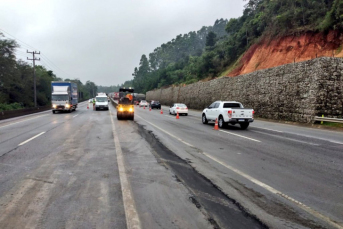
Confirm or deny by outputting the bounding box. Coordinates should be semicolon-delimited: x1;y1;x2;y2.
52;95;69;101
176;104;186;107
223;103;241;108
96;97;107;102
141;100;146;103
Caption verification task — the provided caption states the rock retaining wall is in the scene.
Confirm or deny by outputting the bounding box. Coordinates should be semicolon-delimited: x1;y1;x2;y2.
146;57;343;123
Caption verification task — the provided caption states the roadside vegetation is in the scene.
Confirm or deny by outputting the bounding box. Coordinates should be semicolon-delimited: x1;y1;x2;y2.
120;0;343;93
0;33;98;111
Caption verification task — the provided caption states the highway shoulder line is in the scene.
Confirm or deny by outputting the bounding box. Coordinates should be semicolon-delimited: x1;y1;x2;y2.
219;130;261;142
109;110;141;229
18;132;45;146
136;114;342;229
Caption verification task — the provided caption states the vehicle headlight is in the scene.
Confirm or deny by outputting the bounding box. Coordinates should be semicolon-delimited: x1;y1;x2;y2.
52;104;57;108
65;104;70;108
129;108;133;112
119;107;123;111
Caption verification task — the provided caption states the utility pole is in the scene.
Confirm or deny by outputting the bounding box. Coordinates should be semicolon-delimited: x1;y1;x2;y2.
27;50;40;107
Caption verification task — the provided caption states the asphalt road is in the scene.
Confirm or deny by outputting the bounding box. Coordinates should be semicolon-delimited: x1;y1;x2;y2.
0;101;342;229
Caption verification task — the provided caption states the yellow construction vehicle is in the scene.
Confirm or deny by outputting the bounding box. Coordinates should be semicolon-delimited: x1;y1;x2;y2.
117;87;134;120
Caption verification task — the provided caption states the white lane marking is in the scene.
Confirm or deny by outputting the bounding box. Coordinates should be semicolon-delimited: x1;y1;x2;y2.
136;115;195;147
219;130;261;142
252;126;283;133
251;130;319;146
329;140;343;145
203;153;343;229
18;132;45;146
0;114;49;129
73;114;79;118
137;114;342;228
109;110;141;229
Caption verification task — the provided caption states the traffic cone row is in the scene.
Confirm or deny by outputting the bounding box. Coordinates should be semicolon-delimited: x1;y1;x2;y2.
213;118;219;130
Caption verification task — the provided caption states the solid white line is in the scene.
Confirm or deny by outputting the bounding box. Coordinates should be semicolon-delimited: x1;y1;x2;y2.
251;130;319;146
136;115;195;147
219;130;261;142
203;153;343;229
0;114;49;129
18;132;45;146
73;114;79;118
109;110;141;229
252;126;283;133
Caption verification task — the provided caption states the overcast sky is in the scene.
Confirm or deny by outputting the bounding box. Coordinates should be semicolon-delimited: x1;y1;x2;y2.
1;0;245;86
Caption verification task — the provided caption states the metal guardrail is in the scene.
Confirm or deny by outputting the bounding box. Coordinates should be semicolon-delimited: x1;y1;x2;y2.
314;116;343;124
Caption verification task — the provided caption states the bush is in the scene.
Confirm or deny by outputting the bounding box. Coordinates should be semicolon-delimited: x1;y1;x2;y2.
0;103;23;111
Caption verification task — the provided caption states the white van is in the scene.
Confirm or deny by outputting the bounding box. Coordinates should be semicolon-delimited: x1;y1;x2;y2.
95;95;109;110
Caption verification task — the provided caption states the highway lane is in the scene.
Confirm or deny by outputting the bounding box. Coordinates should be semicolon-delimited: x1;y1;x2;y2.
135;105;343;229
0;102;212;229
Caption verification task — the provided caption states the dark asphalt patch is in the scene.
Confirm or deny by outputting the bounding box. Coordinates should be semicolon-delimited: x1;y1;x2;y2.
137;124;268;229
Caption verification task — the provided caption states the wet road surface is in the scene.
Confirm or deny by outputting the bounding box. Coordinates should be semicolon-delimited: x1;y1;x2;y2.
0;101;342;229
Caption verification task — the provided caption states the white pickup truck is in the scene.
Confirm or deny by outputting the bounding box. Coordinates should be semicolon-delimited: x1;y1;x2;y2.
202;101;254;129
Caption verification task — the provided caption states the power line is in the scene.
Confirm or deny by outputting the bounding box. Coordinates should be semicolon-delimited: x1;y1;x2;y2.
0;28;72;79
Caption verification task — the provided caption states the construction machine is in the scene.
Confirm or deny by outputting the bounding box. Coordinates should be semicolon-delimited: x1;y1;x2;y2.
117;87;134;120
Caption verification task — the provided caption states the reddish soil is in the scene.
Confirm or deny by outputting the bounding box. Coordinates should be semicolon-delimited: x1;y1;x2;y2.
228;31;343;76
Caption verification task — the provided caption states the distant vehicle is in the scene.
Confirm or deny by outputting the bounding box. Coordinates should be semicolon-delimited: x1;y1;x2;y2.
95;95;109;110
89;99;93;103
150;101;161;109
139;100;149;107
169;103;188;116
117;87;134;120
202;101;254;129
113;92;120;100
51;81;78;114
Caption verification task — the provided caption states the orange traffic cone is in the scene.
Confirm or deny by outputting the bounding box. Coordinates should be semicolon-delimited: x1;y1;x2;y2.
144;106;145;109
87;104;89;109
176;111;180;119
149;107;151;111
214;118;219;130
160;109;163;114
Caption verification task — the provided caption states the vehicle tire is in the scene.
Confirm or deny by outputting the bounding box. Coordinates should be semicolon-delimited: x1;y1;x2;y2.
218;116;227;128
185;113;188;116
240;123;249;130
52;110;55;114
131;115;134;121
202;114;208;124
117;114;121;120
169;110;172;115
68;109;71;113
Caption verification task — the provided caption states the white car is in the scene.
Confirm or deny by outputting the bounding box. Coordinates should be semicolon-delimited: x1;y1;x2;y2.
169;103;188;116
202;101;254;129
139;100;149;107
95;95;109;110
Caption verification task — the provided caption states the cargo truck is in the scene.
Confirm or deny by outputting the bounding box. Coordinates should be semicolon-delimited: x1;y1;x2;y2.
51;81;78;114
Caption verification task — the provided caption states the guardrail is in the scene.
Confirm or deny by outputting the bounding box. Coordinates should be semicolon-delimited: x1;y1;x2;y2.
0;106;51;120
314;116;343;124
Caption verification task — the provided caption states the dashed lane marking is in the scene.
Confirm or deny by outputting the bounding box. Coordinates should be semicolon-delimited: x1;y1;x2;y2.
251;130;319;146
0;114;49;129
219;130;261;142
73;114;79;118
18;132;45;146
109;110;141;229
136;114;342;229
251;126;283;133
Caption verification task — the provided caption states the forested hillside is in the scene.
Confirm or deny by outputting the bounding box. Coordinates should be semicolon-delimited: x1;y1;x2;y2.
0;33;97;110
120;0;343;93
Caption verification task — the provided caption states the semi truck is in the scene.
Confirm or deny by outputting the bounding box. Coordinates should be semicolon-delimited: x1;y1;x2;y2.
51;81;78;114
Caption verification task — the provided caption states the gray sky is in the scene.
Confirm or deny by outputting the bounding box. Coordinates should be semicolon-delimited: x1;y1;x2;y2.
0;0;245;86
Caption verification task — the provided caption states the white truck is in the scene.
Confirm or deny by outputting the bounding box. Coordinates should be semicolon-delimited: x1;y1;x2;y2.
202;101;254;129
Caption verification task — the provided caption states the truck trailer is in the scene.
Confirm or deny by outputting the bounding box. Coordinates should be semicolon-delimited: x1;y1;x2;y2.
51;81;78;113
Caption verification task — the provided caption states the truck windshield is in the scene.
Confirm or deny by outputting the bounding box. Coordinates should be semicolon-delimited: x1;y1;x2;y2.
52;95;69;101
96;97;107;102
223;103;241;108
